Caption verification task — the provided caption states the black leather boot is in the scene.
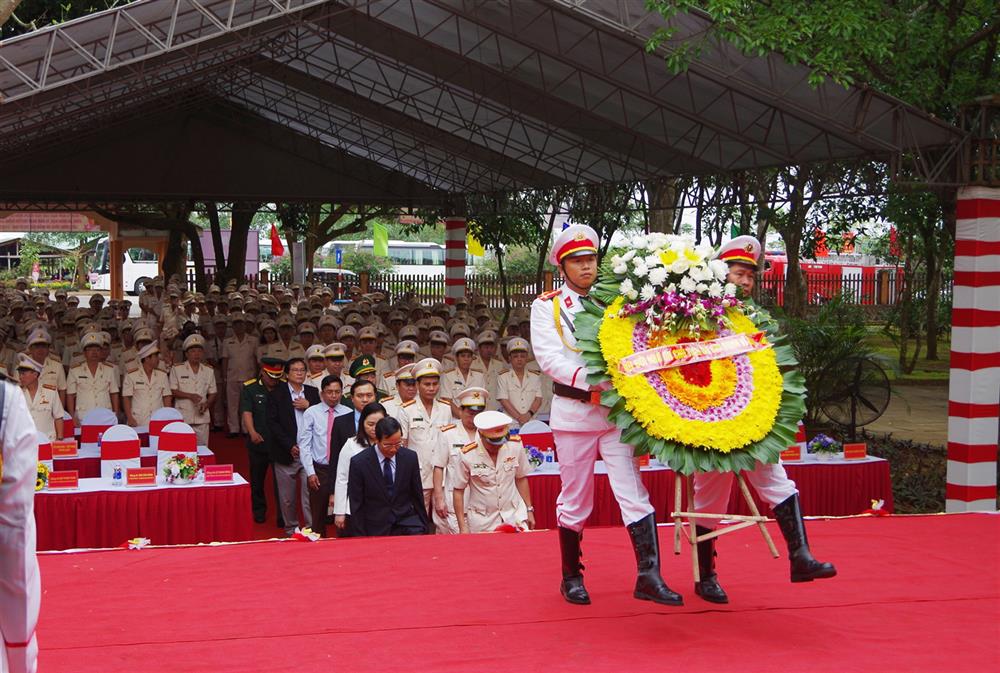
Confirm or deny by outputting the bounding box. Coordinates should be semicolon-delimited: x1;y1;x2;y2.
626;514;683;606
772;494;837;583
693;526;729;604
558;527;591;605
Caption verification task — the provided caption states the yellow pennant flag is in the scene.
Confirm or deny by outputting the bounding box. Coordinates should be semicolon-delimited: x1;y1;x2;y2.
467;233;485;257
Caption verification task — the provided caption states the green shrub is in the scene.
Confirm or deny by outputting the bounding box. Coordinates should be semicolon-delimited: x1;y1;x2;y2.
865;433;947;513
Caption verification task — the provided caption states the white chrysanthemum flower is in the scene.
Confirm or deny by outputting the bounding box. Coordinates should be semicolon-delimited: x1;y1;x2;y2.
708;281;723;298
620;278;634;295
633;260;649;277
665;283;677;293
692;264;716;282
610;254;622;265
724;282;738;296
679;275;697;293
648;266;668;286
613;263;627;275
696;282;709;293
620;249;636;262
709;259;729;280
669;259;690;275
632;235;648;249
645;254;662;268
640;283;656;301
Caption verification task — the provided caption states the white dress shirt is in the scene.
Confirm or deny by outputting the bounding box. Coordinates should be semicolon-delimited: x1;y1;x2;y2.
297;401;339;477
288;383;308;431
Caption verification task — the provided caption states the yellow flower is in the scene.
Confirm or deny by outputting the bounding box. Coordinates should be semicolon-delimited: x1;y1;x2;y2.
598;299;782;452
659;249;678;266
684;248;702;263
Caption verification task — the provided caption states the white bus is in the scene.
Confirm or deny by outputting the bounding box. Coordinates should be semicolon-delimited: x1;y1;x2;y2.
324;240;477;276
89;238;159;295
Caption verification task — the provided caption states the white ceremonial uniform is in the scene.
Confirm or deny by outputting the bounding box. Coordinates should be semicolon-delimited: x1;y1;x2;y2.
22;384;63;442
530;286;654;531
397;398;453;501
452;437;530;532
0;378;41;673
122;366;172;428
432;423;475;534
169;362;217;445
694;462;798;520
66;362;119;422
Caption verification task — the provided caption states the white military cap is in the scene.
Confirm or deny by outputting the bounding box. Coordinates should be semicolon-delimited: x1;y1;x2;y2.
548;224;599;266
182;334;206;351
717;235;761;268
413;357;442;379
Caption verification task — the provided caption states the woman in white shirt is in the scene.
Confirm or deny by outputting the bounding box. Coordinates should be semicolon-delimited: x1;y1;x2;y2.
332;402;386;535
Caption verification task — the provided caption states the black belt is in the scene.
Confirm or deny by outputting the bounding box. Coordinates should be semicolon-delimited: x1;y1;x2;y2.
553;382;602;405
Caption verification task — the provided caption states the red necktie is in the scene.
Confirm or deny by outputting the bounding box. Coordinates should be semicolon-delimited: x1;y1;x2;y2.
325;406;335;463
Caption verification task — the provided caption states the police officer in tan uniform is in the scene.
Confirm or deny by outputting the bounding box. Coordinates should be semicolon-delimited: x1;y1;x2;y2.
304;345;328;390
169;334;218;446
381;363;418;422
24;328;67;408
122;342;173;428
265;316;306;361
66;332;120;423
323;343;354;391
496;337;543;428
397;357;453;514
221;313;258;437
17;354;65;441
452;410;534;533
431;386;487;534
440;337;486;417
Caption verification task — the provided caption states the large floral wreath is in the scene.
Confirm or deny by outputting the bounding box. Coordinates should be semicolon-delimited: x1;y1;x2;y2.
574;233;806;474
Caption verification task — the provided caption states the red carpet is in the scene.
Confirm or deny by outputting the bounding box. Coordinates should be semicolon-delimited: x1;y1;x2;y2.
36;513;999;673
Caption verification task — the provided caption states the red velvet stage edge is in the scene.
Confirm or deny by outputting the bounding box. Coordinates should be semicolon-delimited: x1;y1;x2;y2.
37;513;998;673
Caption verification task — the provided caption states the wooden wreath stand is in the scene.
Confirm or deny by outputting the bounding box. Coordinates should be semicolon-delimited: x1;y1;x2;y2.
671;471;779;582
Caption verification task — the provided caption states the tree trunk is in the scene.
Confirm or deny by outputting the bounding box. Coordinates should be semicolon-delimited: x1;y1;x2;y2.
924;242;941;360
535;206;558;291
188;229;208;293
207;202;226;277
163;230;185;281
224;202;260;286
646;177;680;233
497;247;511;332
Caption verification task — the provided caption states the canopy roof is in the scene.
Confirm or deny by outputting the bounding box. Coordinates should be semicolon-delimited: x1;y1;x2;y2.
0;0;963;205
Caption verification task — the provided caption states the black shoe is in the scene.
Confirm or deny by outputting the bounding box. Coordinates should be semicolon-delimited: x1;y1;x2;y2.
693;525;728;604
772;494;837;583
558;527;591;605
626;514;683;606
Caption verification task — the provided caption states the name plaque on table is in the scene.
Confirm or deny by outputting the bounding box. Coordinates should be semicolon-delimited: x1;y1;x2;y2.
843;443;867;460
781;445;802;461
51;440;79;458
126;467;157;487
48;470;79;490
204;464;234;483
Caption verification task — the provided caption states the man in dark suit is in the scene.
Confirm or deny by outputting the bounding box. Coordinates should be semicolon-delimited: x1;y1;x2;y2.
329;379;378;476
266;358;320;536
348;416;429;537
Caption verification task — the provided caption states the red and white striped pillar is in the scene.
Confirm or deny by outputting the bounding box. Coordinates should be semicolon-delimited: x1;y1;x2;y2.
444;217;467;305
946;186;1000;512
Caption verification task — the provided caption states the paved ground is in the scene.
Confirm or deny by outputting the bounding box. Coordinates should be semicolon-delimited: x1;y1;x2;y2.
864;381;949;446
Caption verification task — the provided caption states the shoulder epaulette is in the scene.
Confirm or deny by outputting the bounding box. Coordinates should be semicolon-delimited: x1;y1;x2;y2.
202;363;214;369
440;423;456;432
244;378;257;386
499;368;510;375
538;288;562;301
381;395;395;403
438;397;452;404
509;435;522;442
126;366;139;374
401;399;416;408
42;383;57;391
461;442;478;453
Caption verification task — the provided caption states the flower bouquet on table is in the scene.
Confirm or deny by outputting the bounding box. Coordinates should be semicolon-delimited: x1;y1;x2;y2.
807;433;843;461
162;453;201;484
36;462;49;491
525;445;544;472
573;233;807;474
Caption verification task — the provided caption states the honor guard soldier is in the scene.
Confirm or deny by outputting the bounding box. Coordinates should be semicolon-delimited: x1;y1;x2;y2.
170;334;218;446
692;236;836;604
452;410;534;533
431;386;488;534
0;371;42;673
24;329;67;408
17;354;65;441
66;332;120;424
440;337;486;418
221;313;259;437
304;345;329;389
531;224;681;607
496;337;543;428
397;357;453;513
122;342;173;428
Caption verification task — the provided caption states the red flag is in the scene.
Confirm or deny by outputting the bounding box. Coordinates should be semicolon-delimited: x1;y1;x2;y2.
814;229;829;257
889;227;901;257
270;223;285;257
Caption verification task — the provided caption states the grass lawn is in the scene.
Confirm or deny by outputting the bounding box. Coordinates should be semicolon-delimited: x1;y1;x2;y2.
867;331;951;383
